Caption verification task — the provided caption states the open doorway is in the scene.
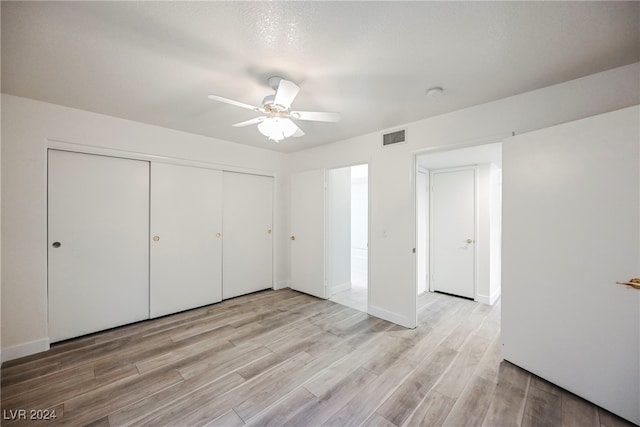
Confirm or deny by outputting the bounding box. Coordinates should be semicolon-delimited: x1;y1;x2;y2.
416;143;502;305
327;164;369;312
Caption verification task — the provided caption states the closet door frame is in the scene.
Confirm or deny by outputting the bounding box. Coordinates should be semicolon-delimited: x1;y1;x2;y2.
47;140;275;178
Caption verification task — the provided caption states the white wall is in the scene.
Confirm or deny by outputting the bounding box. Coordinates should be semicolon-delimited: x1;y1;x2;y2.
476;164;492;303
326;167;352;295
289;63;640;328
489;166;502;303
416;171;428;294
351;165;368;285
1;63;638;358
1;94;289;360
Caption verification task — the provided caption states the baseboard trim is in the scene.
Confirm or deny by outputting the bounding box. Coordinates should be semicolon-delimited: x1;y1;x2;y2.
2;337;50;363
368;304;414;329
273;280;291;290
477;291;501;306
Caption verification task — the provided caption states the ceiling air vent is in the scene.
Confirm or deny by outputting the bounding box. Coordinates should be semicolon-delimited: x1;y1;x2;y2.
382;129;406;146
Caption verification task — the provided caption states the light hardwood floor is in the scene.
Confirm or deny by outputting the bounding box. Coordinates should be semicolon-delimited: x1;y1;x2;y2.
1;289;634;426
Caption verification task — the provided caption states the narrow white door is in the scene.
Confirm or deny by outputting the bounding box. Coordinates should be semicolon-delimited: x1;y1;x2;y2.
48;150;149;342
290;169;326;298
430;167;476;298
222;172;273;299
150;163;222;317
502;106;640;424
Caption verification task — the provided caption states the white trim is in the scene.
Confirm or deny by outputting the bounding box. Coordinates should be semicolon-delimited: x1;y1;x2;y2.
413;133;510;157
273;280;291;290
2;338;50;363
477;290;501;306
369;304;414;329
47;139;275;177
409;156;417;328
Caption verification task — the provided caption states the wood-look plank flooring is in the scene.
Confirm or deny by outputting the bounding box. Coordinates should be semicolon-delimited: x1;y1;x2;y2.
1;289;635;426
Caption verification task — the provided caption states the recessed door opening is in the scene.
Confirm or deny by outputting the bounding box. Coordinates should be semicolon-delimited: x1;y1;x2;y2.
328;164;369;312
416;143;502;306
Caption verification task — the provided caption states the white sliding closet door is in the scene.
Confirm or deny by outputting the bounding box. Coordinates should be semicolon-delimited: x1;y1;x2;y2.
222;172;273;299
48;150;149;342
150;163;223;317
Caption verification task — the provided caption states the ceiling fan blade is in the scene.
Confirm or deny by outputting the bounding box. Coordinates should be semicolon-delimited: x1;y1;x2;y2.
292;123;305;138
290;111;341;122
208;94;264;112
232;116;266;127
273;79;300;108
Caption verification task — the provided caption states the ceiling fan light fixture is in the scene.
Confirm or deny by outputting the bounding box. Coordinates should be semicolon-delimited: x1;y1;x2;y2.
258;117;297;142
208;77;337;143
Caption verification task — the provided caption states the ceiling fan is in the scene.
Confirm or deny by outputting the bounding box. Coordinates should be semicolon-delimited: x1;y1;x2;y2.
208;76;340;142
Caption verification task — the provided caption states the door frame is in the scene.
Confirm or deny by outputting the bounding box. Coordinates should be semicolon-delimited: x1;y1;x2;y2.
412;135;507;326
325;163;370;309
428;165;478;299
292;162;370;306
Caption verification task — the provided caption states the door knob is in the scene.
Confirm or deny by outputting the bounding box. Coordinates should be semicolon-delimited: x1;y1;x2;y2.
52;241;62;248
267;229;272;234
290;235;296;241
216;232;222;238
466;238;474;244
616;278;640;290
153;236;160;242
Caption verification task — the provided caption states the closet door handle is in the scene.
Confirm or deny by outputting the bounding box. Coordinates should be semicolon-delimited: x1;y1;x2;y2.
290;235;296;241
216;232;222;238
52;241;62;248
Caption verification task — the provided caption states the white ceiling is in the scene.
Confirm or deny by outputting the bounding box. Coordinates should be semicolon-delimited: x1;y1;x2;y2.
2;2;638;153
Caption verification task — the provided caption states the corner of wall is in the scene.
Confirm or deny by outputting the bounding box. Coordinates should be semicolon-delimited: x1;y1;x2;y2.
368;304;416;329
273;280;291;290
477;290;501;306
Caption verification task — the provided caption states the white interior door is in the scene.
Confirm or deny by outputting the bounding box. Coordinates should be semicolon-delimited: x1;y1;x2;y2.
430;167;476;299
222;172;273;299
502;106;640;424
290;169;326;298
48;150;149;342
150;163;222;317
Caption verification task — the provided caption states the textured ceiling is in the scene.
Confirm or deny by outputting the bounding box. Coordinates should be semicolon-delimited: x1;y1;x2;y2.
2;1;639;153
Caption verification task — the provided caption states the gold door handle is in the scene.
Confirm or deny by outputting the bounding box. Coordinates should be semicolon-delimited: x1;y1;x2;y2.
267;229;272;234
290;235;296;241
153;236;160;242
617;278;640;289
466;238;474;244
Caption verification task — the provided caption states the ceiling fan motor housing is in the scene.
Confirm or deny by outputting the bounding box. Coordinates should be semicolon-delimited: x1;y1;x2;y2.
262;94;288;113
